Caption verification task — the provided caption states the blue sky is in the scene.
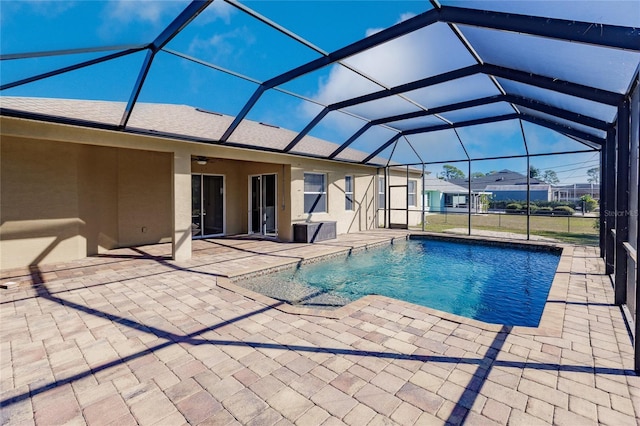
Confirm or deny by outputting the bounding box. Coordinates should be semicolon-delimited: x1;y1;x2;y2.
0;0;610;183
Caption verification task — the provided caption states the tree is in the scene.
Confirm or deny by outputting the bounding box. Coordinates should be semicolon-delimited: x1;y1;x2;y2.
471;172;485;178
441;164;465;180
541;170;559;185
587;167;600;184
529;165;540;179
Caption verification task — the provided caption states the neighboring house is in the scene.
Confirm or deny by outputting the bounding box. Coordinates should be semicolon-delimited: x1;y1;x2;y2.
423;174;491;213
1;97;423;269
553;183;600;201
450;169;551;202
483;183;553;202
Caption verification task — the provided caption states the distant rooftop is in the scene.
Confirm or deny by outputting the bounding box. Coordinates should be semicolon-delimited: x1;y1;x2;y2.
449;169;543;192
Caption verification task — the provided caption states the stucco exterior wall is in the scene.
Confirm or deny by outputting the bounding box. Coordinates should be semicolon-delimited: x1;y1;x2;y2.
289;162;376;236
0;135;172;269
116;149;172;247
192;158;377;240
1;136;85;268
1;116;387;269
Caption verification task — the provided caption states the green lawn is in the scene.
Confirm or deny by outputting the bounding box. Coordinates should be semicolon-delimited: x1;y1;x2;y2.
417;212;599;245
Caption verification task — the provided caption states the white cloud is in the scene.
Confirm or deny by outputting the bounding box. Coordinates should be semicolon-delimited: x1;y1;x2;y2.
306;16;474;123
194;1;235;25
105;0;235;27
32;0;78;16
97;0;238;46
1;1;77;25
188;26;255;64
314;65;383;105
300;12;434;126
365;12;417;37
310;15;423;108
97;0;191;42
107;0;189;25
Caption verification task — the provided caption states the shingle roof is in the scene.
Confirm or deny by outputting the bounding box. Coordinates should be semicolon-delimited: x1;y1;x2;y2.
484;184;551;191
0;96;380;165
450;169;542;192
423;175;468;193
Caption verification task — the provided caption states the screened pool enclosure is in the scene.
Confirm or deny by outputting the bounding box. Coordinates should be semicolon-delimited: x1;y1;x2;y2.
1;1;639;369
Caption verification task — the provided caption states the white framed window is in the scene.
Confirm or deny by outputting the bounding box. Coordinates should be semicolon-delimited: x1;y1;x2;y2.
304;173;327;213
408;180;417;207
345;175;354;211
378;177;385;209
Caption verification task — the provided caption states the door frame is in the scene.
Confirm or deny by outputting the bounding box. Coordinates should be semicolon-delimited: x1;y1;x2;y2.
248;173;278;236
192;173;226;239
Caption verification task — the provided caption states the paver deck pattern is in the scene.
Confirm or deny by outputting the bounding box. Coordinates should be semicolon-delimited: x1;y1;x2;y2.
1;230;638;425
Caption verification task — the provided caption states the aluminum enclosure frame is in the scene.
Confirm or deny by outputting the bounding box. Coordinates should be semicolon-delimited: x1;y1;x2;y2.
1;0;639;371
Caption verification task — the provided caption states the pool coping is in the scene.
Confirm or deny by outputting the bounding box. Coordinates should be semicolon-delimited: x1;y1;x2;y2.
217;232;571;337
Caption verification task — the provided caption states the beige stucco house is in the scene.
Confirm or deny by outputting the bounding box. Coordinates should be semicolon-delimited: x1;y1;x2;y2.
0;97;424;270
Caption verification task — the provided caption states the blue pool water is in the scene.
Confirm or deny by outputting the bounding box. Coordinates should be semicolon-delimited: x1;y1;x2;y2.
237;238;561;326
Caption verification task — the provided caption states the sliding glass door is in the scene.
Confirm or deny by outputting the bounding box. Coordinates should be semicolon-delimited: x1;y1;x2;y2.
249;174;277;236
192;174;224;238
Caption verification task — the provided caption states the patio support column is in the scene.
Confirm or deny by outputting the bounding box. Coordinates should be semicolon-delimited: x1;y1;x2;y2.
604;128;616;275
599;148;605;257
421;163;426;232
406;165;410;229
519;120;532;241
615;99;630;305
630;78;640;373
526;155;531;240
172;149;192;261
467;160;471;235
385;167;390;229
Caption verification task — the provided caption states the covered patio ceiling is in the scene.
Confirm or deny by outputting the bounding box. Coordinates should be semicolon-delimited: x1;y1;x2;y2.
1;0;639;167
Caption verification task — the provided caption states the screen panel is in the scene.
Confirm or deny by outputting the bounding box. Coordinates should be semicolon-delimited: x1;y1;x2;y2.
404;74;501;109
460;25;640;94
498;78;618;123
342;23;477;88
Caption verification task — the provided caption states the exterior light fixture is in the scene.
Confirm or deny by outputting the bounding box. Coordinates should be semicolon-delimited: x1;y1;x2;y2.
195;156;207;165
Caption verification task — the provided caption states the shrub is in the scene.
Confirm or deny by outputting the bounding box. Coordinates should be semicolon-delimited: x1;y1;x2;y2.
533;206;553;215
489;200;507;210
506;203;522;210
580;195;598;213
536;201;575;209
553;206;575;215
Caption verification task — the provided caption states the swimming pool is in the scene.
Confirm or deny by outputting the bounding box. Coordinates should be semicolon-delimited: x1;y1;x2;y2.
236;237;562;326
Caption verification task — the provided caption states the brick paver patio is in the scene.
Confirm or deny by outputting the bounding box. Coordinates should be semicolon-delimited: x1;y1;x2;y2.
1;230;638;425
